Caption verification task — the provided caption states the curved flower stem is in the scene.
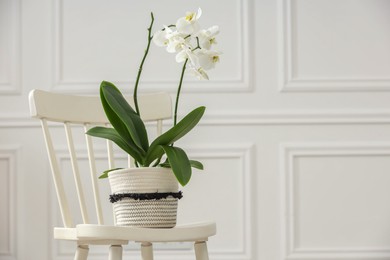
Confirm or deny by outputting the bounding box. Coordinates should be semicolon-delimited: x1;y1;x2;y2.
162;24;176;31
192;37;201;51
174;58;188;126
133;12;154;115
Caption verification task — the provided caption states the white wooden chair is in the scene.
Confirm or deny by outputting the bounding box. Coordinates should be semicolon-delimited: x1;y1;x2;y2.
29;89;216;260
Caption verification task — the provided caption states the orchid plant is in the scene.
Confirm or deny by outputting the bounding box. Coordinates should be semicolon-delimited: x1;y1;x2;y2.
86;8;220;186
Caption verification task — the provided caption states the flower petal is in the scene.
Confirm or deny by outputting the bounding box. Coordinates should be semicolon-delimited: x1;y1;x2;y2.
153;30;168;47
176;9;202;34
175;50;187;63
187;65;209;80
196;50;222;70
176;17;193;34
196;8;202;20
208;25;219;36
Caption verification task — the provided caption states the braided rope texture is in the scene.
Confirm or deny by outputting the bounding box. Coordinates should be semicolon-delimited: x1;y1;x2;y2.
108;167;178;193
108;168;180;228
113;198;178;227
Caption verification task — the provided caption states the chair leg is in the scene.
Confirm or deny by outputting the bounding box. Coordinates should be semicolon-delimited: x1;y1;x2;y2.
74;245;89;260
194;241;209;260
141;242;154;260
109;245;123;260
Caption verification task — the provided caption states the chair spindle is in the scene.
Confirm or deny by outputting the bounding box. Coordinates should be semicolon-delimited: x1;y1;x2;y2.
64;122;90;224
41;119;73;228
84;123;104;225
157;120;163;136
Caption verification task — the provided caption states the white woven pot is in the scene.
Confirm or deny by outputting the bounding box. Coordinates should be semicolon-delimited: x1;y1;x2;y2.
108;167;179;228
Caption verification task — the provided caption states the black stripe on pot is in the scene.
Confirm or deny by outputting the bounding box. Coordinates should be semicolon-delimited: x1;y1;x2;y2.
109;191;183;203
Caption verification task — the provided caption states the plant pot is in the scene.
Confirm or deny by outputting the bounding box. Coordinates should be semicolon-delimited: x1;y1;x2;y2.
108;167;181;228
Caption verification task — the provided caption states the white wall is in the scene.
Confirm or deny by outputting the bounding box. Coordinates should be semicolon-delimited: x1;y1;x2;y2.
1;0;390;259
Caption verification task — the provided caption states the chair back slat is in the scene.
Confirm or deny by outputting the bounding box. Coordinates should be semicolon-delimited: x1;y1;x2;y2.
64;122;90;224
29;89;172;227
41;119;74;228
84;124;104;225
157;120;163;136
106;139;115;169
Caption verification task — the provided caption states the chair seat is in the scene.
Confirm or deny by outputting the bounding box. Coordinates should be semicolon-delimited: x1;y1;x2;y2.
76;221;216;243
54;227;128;245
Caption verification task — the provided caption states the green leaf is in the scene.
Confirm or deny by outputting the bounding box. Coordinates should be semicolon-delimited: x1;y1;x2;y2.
100;81;149;152
100;82;133;148
160;159;204;170
86;126;144;163
144;106;205;165
189;160;204;170
161;145;191;186
99;168;123;179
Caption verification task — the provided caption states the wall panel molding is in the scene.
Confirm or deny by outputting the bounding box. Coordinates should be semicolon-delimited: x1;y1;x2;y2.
50;144;254;260
8;109;390;128
184;143;254;260
0;0;21;94
0;146;20;260
52;0;253;94
278;0;390;92
281;143;390;260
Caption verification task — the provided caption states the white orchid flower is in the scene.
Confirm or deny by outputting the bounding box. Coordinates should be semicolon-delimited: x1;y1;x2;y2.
153;8;220;81
196;49;221;70
153;26;189;53
176;8;202;34
152;28;169;47
187;65;209;80
175;49;189;63
197;25;219;50
175;47;198;65
166;32;188;53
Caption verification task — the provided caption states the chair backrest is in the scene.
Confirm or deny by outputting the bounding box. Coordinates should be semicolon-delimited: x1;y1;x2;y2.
29;89;172;228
